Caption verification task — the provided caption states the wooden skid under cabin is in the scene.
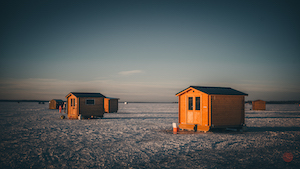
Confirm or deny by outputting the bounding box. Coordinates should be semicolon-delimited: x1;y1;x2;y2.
176;86;248;132
66;92;106;119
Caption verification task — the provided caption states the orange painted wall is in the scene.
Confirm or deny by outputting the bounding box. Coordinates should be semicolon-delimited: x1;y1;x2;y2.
252;100;266;110
67;94;78;119
178;88;209;127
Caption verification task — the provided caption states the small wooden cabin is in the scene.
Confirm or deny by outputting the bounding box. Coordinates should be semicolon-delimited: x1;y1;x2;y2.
104;97;119;113
65;92;106;119
49;99;64;109
176;86;248;132
252;100;266;110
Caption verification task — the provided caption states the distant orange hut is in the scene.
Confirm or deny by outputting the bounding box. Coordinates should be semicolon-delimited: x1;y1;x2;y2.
252;100;266;110
65;92;106;119
104;97;119;113
176;86;248;132
49;99;64;109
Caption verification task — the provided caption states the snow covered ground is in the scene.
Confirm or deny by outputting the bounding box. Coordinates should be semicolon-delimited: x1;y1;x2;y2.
0;102;299;168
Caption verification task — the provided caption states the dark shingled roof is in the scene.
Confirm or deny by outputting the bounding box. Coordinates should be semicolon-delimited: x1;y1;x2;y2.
52;99;63;101
105;97;119;99
69;92;106;98
177;86;248;96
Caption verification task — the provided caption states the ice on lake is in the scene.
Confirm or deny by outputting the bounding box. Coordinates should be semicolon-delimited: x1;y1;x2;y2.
0;102;299;168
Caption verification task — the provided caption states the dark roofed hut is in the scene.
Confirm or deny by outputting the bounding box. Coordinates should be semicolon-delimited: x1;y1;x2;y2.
104;97;119;113
49;99;64;109
176;86;248;132
65;92;106;119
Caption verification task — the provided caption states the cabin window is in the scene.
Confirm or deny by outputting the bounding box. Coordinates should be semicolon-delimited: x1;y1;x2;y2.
196;97;200;110
86;99;95;105
70;99;75;106
188;97;193;110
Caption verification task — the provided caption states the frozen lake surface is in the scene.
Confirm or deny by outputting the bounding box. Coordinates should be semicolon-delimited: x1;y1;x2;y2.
0;102;299;168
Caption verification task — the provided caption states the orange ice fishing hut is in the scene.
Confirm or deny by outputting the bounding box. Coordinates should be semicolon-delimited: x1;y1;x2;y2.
66;92;106;119
104;97;119;113
176;86;248;132
252;100;266;110
49;99;64;109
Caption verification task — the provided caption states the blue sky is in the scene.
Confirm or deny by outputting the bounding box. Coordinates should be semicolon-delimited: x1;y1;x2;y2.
1;0;299;102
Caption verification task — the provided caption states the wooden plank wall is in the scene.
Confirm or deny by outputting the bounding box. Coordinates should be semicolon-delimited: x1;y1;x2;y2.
201;93;209;127
109;99;118;113
49;100;56;109
178;89;209;126
67;95;78;119
79;97;104;116
105;98;118;113
104;98;109;113
179;94;186;124
211;95;244;127
252;101;266;110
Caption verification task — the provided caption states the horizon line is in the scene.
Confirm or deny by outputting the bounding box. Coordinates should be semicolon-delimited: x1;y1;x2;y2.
0;99;300;104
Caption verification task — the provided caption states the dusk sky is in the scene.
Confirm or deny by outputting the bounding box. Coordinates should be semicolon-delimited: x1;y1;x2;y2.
1;0;299;102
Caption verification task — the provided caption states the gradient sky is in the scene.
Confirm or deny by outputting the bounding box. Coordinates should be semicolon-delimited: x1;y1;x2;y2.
1;0;300;102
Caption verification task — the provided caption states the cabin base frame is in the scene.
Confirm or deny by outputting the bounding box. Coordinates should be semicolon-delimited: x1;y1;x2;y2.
179;124;246;132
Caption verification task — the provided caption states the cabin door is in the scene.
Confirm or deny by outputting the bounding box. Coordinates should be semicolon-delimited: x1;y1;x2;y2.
186;95;202;125
69;97;78;117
